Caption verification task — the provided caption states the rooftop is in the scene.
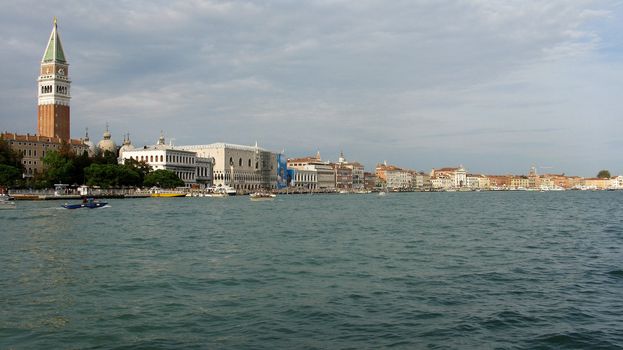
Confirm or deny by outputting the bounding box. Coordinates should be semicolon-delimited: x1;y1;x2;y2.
179;142;269;152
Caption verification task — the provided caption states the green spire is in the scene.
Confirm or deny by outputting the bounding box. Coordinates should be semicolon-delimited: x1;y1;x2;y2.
42;17;66;63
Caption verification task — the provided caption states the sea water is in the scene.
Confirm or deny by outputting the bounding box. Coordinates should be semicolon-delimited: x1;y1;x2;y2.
1;191;622;349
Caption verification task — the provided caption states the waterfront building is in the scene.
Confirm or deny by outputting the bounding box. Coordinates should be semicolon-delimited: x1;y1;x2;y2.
363;172;377;190
2;19;88;178
335;152;365;189
565;176;584;189
510;175;530;189
430;175;453;190
430;166;467;189
178;143;277;192
0;133;88;177
487;175;511;190
466;174;490;190
291;168;318;191
288;152;335;191
414;172;432;190
545;174;572;189
334;164;353;190
119;134;214;188
376;163;413;190
582;177;612;190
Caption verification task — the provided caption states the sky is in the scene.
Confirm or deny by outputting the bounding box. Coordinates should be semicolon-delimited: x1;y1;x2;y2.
1;0;622;176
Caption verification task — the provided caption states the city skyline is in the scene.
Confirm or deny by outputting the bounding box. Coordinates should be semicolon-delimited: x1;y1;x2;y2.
1;1;622;176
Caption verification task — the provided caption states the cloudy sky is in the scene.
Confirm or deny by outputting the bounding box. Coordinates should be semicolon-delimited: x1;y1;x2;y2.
1;0;621;176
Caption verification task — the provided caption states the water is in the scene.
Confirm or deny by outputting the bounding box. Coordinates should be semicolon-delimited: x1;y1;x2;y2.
1;192;622;349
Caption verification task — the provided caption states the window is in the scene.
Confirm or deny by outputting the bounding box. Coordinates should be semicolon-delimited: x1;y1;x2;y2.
248;159;251;167
160;155;163;162
239;158;242;166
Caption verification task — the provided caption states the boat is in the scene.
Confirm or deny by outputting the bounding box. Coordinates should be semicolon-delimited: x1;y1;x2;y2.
208;185;237;196
151;192;186;198
206;191;227;198
62;198;108;209
0;193;16;209
249;192;276;201
378;185;389;196
149;187;186;197
220;186;237;196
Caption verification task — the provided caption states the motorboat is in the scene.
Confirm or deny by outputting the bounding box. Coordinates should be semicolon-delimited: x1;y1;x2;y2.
0;194;16;209
62;198;108;209
249;192;276;201
207;192;227;198
210;185;237;196
151;192;186;198
149;186;187;197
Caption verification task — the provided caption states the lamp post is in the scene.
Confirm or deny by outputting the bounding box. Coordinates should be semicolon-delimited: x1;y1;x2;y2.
229;158;234;191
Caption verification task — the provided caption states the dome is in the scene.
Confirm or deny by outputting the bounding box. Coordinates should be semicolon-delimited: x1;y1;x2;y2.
98;125;117;153
82;128;96;156
119;133;135;156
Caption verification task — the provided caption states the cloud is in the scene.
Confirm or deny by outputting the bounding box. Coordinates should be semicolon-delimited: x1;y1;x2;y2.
0;0;622;176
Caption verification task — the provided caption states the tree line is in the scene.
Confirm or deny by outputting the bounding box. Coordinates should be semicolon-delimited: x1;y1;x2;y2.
0;138;184;189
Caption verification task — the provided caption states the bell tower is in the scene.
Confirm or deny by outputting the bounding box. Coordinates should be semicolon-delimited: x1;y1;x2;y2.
38;17;71;140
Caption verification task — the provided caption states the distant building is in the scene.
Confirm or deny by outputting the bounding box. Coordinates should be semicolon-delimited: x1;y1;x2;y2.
487;175;511;189
1;133;88;177
466;174;489;190
288;152;336;191
334;164;353;190
119;134;214;188
414;172;431;190
363;172;377;190
510;175;530;189
178;142;277;192
376;163;412;190
335;151;365;189
582;177;612;190
430;166;467;189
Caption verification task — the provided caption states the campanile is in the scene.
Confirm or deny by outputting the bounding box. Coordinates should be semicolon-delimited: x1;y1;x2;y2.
37;17;71;140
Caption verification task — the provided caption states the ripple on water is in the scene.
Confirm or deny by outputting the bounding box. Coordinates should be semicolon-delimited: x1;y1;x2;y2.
1;193;623;349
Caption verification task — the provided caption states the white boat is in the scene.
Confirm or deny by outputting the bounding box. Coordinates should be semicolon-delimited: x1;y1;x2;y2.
0;194;16;209
249;192;276;201
206;185;237;197
207;192;227;198
215;185;237;196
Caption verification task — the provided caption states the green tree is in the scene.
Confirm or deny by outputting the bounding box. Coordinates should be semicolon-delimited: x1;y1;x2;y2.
42;150;74;186
597;170;611;179
84;163;141;188
0;137;23;188
0;137;23;170
122;158;151;183
143;169;184;189
71;150;93;185
92;150;118;165
0;164;22;187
